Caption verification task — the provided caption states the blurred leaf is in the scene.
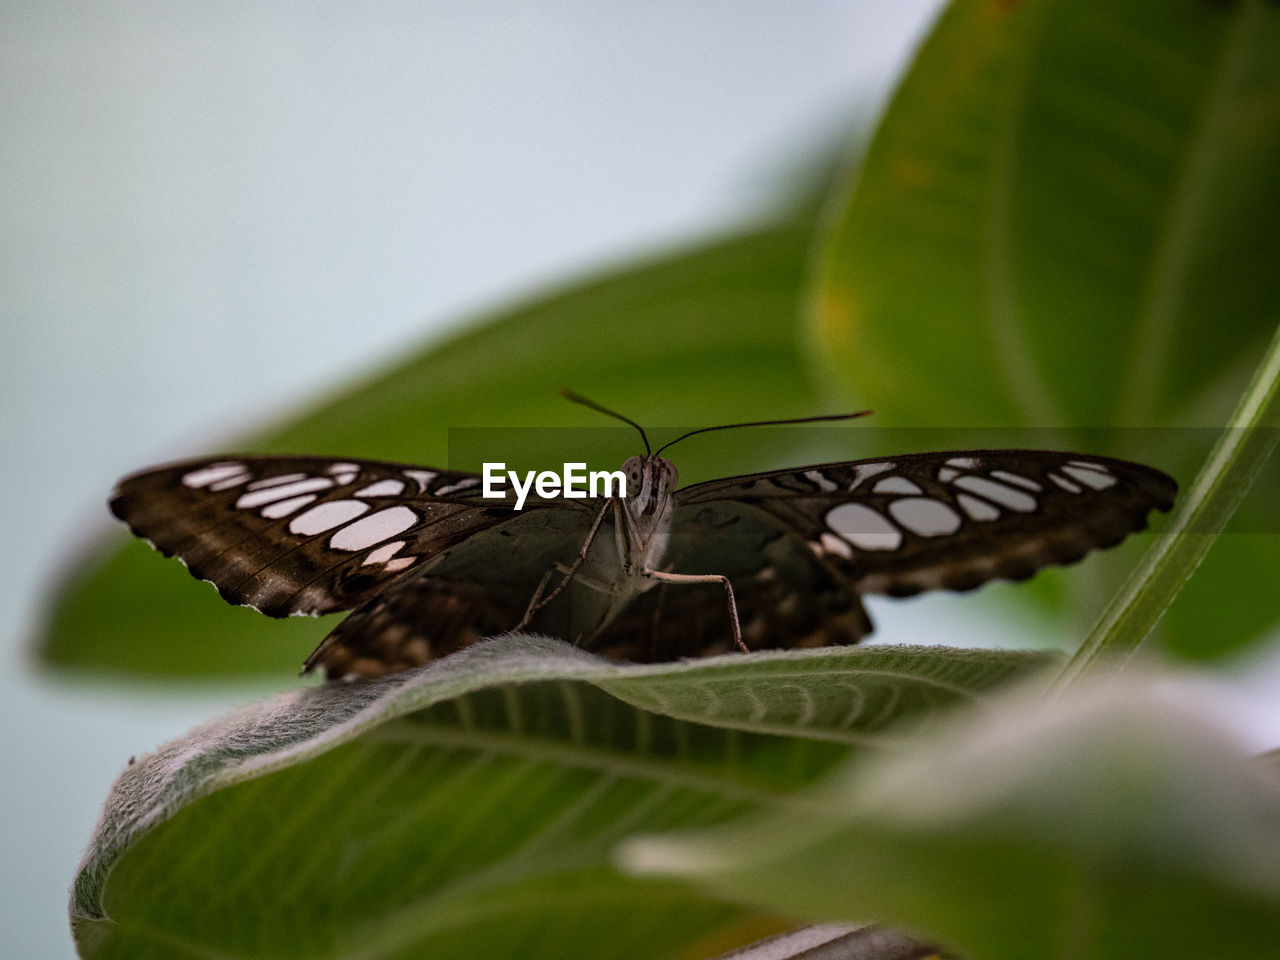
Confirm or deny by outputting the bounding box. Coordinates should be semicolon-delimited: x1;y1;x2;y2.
1160;446;1280;658
1162;532;1280;657
809;0;1280;655
1056;320;1280;685
621;669;1280;960
71;637;1052;960
41;215;834;680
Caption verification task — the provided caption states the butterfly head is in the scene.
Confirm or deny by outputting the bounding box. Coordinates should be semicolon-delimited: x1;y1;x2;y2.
621;455;677;521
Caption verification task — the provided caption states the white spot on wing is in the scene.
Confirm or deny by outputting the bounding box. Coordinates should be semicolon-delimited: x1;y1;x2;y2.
246;473;306;491
873;476;923;495
1067;460;1112;472
889;497;962;537
847;462;895;490
804;470;838;493
329;506;419;551
937;466;961;483
1062;465;1117;489
209;472;252;491
182;463;246;488
435;477;481;496
991;470;1042;491
954;475;1037;512
957;493;1000;521
289;499;369;535
825;503;902;551
946;457;981;470
819;532;853;559
403;469;437;492
363;540;406;565
327;462;359;474
260;494;318;519
235;477;334;509
355;479;406;498
1049;472;1083;493
383;557;415;573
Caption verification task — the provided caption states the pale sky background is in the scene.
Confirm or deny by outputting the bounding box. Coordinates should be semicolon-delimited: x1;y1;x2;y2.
4;4;1279;958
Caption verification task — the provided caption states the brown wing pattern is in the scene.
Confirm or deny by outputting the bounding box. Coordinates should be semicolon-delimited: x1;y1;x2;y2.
302;576;520;679
302;506;600;679
111;448;1177;680
677;450;1176;598
110;455;531;618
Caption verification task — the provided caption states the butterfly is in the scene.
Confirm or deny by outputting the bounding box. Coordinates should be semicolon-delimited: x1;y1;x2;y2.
110;394;1177;680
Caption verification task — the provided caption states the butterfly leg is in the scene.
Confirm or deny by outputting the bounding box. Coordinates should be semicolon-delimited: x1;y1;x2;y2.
512;498;614;632
513;567;558;632
648;582;668;658
643;570;746;653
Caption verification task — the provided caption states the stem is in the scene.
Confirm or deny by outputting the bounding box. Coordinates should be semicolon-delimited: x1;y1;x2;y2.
1051;320;1280;694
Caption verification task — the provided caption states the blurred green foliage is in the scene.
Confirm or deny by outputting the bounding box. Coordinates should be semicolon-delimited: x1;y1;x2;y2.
59;1;1280;958
623;669;1280;960
809;0;1280;658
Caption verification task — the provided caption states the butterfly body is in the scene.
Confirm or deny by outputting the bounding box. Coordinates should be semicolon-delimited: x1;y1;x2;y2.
554;454;690;639
110;446;1176;680
614;455;680;578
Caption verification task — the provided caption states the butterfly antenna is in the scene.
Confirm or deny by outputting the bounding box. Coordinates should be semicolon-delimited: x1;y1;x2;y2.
653;410;874;457
560;388;652;455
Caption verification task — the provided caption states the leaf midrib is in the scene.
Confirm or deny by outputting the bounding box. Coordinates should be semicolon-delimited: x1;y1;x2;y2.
368;720;816;806
1118;3;1264;427
984;0;1064;428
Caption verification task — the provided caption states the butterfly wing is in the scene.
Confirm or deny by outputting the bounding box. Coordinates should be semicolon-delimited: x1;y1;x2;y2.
111;455;602;678
111;449;1177;677
111;455;541;618
302;505;604;678
677;450;1176;603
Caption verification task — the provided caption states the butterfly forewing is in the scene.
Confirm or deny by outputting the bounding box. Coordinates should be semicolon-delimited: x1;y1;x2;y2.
676;450;1176;598
109;455;536;618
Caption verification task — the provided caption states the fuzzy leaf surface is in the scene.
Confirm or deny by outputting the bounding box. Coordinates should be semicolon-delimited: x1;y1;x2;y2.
72;637;1053;960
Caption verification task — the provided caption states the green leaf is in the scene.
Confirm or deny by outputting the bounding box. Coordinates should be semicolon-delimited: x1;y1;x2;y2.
621;668;1280;960
1158;530;1280;659
809;0;1280;655
70;637;1053;959
1054;319;1280;687
41;215;833;680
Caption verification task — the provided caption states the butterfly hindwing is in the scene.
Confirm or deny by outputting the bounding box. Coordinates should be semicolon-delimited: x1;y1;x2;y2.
109;455;532;618
303;575;523;679
677;450;1176;598
302;505;603;678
